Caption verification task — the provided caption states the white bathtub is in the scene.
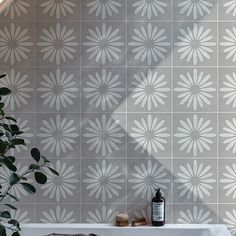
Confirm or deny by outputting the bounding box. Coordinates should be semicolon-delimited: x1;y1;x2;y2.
18;224;231;236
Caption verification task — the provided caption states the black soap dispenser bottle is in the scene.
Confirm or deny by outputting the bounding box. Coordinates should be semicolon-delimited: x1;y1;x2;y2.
152;188;165;226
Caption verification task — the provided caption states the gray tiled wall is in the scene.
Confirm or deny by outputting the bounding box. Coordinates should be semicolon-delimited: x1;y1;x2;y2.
1;0;236;233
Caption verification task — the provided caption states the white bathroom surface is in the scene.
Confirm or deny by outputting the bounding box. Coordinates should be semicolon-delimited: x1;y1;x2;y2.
19;224;231;236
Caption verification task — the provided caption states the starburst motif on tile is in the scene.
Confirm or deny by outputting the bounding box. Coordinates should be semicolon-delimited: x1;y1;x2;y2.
174;68;215;111
37;69;79;111
130;114;170;156
40;0;76;19
175;23;216;65
129;69;170;111
83;69;124;111
129;160;170;201
223;209;236;236
220;118;236;154
220;27;236;63
83;160;125;202
3;0;31;20
177;0;213;20
83;114;125;157
220;164;236;199
86;206;118;223
40;205;76;223
37;114;79;156
220;72;236;108
175;160;216;202
224;0;236;16
37;23;78;65
83;23;124;65
178;206;213;224
41;160;79;202
132;0;167;19
0;163;32;202
0;69;33;111
0;23;33;65
86;0;122;19
129;23;170;65
174;114;216;156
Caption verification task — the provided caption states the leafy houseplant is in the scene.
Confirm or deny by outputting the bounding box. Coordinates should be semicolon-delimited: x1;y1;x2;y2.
0;73;59;236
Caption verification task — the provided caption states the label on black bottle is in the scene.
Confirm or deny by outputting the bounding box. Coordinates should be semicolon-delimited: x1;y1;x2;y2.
152;202;164;221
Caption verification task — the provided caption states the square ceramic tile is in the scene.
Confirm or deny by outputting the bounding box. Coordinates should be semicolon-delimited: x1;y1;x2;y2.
36;159;80;204
173;22;217;66
127;0;172;21
219;159;236;203
127;203;172;224
36;0;80;22
81;67;126;113
0;22;35;67
173;113;217;158
173;67;217;112
173;0;217;21
127;159;172;204
36;22;80;67
81;203;125;223
218;0;236;21
219;22;236;66
173;159;217;204
81;159;126;204
81;113;126;158
36;68;80;113
81;22;126;67
219;68;236;112
219;113;236;158
218;204;236;234
1;159;34;204
36;113;80;159
127;113;171;158
0;0;35;21
127;67;171;113
127;22;171;66
36;204;80;223
0;68;35;113
173;204;218;224
81;0;125;21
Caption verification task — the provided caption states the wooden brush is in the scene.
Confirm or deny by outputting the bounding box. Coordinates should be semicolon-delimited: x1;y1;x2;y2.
115;213;129;227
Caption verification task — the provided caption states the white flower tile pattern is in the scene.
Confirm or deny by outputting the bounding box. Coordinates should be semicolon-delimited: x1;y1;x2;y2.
1;0;235;224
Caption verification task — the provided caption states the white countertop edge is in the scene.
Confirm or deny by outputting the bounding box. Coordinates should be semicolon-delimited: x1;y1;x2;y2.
20;224;228;230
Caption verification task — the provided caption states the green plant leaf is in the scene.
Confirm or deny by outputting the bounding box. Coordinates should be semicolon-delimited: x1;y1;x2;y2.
0;224;6;236
3;159;17;172
10;173;20;185
34;172;47;184
11;139;25;146
8;219;20;228
48;167;59;176
5;116;17;123
31;148;40;162
0;74;6;79
20;183;36;194
0;210;11;218
12;232;20;236
3;204;17;210
0;87;11;96
6;156;15;163
6;193;19;202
